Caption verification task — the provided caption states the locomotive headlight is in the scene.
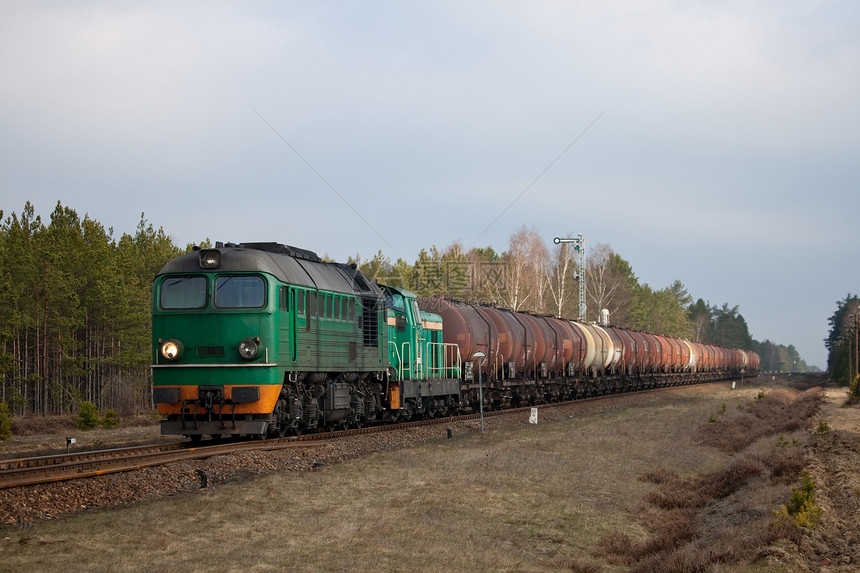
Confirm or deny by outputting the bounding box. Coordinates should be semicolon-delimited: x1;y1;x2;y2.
198;249;221;269
238;337;263;360
160;339;184;361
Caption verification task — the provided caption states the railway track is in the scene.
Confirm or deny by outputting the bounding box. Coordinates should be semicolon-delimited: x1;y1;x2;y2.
0;381;725;490
0;403;531;490
0;438;325;490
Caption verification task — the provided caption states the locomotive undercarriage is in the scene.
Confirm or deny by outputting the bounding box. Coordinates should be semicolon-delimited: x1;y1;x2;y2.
273;372;385;436
273;371;463;437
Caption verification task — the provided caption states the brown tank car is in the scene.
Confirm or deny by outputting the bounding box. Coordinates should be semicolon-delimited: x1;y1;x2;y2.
419;296;757;405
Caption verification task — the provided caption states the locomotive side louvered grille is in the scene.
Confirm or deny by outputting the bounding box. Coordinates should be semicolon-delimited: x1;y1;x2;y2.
361;297;380;347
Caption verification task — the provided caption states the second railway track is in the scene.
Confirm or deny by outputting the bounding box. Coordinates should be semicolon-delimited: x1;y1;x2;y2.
0;439;324;490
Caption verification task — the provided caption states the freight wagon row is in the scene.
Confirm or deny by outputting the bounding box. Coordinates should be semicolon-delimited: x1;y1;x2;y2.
420;297;759;383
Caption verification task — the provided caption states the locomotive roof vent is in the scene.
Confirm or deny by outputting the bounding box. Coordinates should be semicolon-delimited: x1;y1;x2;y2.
240;242;322;263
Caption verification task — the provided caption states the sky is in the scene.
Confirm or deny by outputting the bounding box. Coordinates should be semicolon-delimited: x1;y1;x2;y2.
2;1;859;369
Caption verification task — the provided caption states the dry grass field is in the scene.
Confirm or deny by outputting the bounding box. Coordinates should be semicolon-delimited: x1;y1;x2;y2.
1;415;164;459
1;374;855;572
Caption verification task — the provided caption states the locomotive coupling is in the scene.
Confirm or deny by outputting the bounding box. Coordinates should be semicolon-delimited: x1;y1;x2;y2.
198;386;224;411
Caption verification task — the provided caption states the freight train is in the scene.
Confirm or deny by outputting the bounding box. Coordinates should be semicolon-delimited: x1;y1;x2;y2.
151;242;759;440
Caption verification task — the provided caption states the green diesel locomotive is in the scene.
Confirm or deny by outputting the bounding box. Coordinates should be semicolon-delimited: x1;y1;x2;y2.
152;242;461;439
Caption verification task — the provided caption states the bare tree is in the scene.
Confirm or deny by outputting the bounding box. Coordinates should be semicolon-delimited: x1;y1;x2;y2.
546;234;577;318
493;226;549;312
522;228;550;313
496;238;530;311
586;243;635;325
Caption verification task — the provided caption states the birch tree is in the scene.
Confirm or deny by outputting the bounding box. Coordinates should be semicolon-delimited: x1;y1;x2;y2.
546;235;577;318
585;243;636;325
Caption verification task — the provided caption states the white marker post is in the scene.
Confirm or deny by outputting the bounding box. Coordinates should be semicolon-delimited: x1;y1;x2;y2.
473;351;486;432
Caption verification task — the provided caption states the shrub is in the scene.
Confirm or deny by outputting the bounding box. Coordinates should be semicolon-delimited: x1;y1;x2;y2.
596;532;635;566
759;449;806;483
699;456;764;500
776;435;800;448
0;401;12;440
773;470;822;530
699;389;822;454
101;408;121;429
640;468;678;484
76;401;102;430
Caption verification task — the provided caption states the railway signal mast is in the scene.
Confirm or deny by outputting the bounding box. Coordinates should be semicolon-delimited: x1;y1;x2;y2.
553;234;586;322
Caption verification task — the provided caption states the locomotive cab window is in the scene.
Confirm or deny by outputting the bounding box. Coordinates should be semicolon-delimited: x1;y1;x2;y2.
279;286;289;311
214;275;265;308
160;276;207;309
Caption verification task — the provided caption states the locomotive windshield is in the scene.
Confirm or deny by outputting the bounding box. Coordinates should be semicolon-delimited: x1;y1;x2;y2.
160;276;207;309
214;275;266;308
386;291;406;311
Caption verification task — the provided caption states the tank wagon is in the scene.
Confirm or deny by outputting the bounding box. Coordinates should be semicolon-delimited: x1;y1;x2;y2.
151;243;758;439
419;297;759;410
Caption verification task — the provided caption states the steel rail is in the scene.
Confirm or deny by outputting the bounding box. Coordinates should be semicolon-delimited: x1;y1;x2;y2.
0;439;324;490
0;442;186;473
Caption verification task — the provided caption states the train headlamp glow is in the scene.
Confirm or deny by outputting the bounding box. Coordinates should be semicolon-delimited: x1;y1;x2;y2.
198;249;221;269
160;339;184;361
238;337;262;360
